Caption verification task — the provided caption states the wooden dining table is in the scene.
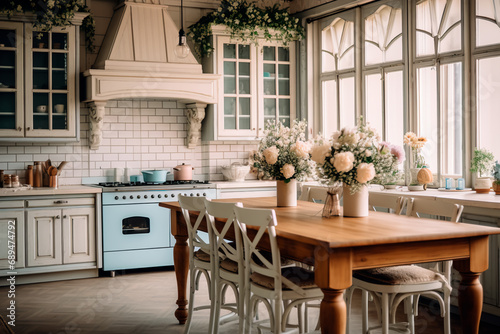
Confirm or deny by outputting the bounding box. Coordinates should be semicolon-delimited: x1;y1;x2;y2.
160;197;500;334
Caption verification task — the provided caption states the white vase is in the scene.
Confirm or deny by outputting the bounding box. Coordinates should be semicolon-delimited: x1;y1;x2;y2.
342;184;369;217
409;168;421;185
276;179;297;207
474;177;492;194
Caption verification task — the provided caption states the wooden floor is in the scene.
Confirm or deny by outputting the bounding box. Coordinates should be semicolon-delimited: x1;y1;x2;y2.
1;267;499;334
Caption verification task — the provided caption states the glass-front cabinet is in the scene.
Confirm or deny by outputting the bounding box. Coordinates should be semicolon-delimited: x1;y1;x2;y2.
207;28;296;140
0;20;78;140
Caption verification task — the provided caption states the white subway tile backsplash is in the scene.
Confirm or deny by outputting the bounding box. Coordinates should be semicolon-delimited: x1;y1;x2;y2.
0;99;257;185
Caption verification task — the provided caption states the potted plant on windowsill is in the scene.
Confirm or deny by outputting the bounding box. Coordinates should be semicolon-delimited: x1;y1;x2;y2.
470;148;494;193
492;161;500;195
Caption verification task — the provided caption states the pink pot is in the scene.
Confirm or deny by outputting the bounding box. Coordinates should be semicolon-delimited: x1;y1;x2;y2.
173;163;194;180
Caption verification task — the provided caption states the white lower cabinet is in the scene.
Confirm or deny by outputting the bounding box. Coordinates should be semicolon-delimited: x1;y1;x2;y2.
26;209;62;266
63;207;96;264
0;202;25;270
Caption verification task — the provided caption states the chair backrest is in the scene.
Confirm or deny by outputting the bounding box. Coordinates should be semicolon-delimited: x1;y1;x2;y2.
234;206;307;295
406;197;463;222
299;185;329;203
406;197;464;279
178;195;211;255
368;194;405;215
204;199;243;265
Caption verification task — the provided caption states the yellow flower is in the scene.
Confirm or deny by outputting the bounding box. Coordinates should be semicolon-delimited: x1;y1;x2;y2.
403;132;417;145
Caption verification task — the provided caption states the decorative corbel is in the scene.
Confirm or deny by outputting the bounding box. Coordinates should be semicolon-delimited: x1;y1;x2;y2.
185;103;207;148
88;101;107;150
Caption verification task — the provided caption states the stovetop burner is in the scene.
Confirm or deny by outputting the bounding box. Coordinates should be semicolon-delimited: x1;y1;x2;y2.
97;180;210;187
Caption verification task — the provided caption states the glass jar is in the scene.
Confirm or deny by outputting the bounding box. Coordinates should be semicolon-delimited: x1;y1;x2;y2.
3;174;12;188
11;175;20;188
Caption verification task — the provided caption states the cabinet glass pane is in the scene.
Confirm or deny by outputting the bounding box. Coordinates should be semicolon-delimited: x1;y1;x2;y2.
52;93;68;130
52;53;68;90
223;43;236;58
278;64;290;95
263;46;275;61
264;98;276;117
279;98;291;126
238;45;250;59
224;97;236;129
52;33;68;50
0;92;15;129
33;32;49;49
0;29;16;47
264;64;276;95
278;47;289;61
33;52;49;90
239;63;250;94
239;97;250;129
224;61;236;94
33;93;49;129
0;50;15;88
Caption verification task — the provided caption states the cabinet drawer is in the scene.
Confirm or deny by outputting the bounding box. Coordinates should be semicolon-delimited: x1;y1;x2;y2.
27;197;95;208
0;200;24;209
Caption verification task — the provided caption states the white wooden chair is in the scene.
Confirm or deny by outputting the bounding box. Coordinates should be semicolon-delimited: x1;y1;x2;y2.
347;197;463;334
368;193;406;215
234;206;324;334
204;199;245;334
178;195;216;334
299;185;329;204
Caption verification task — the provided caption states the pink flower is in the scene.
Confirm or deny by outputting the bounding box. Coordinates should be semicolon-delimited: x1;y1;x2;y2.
333;152;355;172
356;163;376;183
390;145;405;163
263;146;279;165
291;140;310;159
310;144;331;164
281;163;295;179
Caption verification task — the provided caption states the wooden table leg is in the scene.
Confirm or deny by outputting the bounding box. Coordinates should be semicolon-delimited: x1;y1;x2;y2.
320;288;346;334
173;234;189;324
457;271;483;334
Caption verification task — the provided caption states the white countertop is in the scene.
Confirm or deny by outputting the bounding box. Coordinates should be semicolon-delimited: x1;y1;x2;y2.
0;185;102;198
211;180;276;189
369;187;500;210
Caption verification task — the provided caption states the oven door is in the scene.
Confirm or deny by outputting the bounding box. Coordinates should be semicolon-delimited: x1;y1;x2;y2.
102;203;170;251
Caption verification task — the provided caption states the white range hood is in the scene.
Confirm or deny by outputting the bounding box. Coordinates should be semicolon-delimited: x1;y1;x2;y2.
83;0;220;150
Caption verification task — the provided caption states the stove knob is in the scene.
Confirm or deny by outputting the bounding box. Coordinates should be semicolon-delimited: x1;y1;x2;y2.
171;194;175;198
158;194;162;198
130;195;133;199
196;193;200;196
203;193;206;196
164;194;168;198
137;195;141;199
190;193;194;197
115;196;119;200
144;195;148;199
150;194;155;198
122;196;126;200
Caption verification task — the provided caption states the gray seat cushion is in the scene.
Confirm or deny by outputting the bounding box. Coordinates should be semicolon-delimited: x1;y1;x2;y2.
354;265;438;285
220;258;239;273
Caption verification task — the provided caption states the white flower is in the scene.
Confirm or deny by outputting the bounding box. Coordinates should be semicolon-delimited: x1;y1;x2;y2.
341;127;360;146
291;140;310;159
365;150;372;157
263;146;279;165
310;144;331;164
281;164;295;179
334;152;355;173
356;163;376;183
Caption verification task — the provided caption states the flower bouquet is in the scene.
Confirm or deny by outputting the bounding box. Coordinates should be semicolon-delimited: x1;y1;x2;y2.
310;118;403;216
403;132;428;187
250;120;314;206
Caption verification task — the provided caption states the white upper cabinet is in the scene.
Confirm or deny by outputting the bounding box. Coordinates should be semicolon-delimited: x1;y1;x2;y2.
203;26;296;140
0;17;83;141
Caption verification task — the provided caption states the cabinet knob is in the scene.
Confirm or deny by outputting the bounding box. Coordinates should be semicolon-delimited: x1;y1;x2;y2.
17;126;22;131
56;215;60;219
63;215;67;219
26;127;31;131
252;128;256;130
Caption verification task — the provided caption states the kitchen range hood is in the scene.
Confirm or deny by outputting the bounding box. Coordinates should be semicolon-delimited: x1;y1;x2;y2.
83;0;220;150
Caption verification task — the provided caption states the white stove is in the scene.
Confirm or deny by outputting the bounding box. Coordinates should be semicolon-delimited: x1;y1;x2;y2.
95;181;217;275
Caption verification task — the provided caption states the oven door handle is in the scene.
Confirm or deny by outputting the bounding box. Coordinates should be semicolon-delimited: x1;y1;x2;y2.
54;200;69;204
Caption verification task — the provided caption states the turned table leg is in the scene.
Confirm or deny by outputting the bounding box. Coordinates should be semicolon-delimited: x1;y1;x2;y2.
320;288;346;334
457;272;483;334
173;234;189;324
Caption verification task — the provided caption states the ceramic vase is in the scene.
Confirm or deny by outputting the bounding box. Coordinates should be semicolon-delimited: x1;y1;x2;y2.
276;179;297;207
342;184;369;217
474;177;492;194
493;182;500;195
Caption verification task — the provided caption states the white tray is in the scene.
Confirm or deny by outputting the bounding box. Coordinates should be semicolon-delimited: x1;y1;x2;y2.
437;188;472;192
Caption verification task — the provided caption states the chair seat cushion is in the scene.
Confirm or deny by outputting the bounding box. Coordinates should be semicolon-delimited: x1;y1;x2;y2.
251;267;317;290
220;258;239;273
354;265;438;285
252;250;295;267
194;249;211;262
